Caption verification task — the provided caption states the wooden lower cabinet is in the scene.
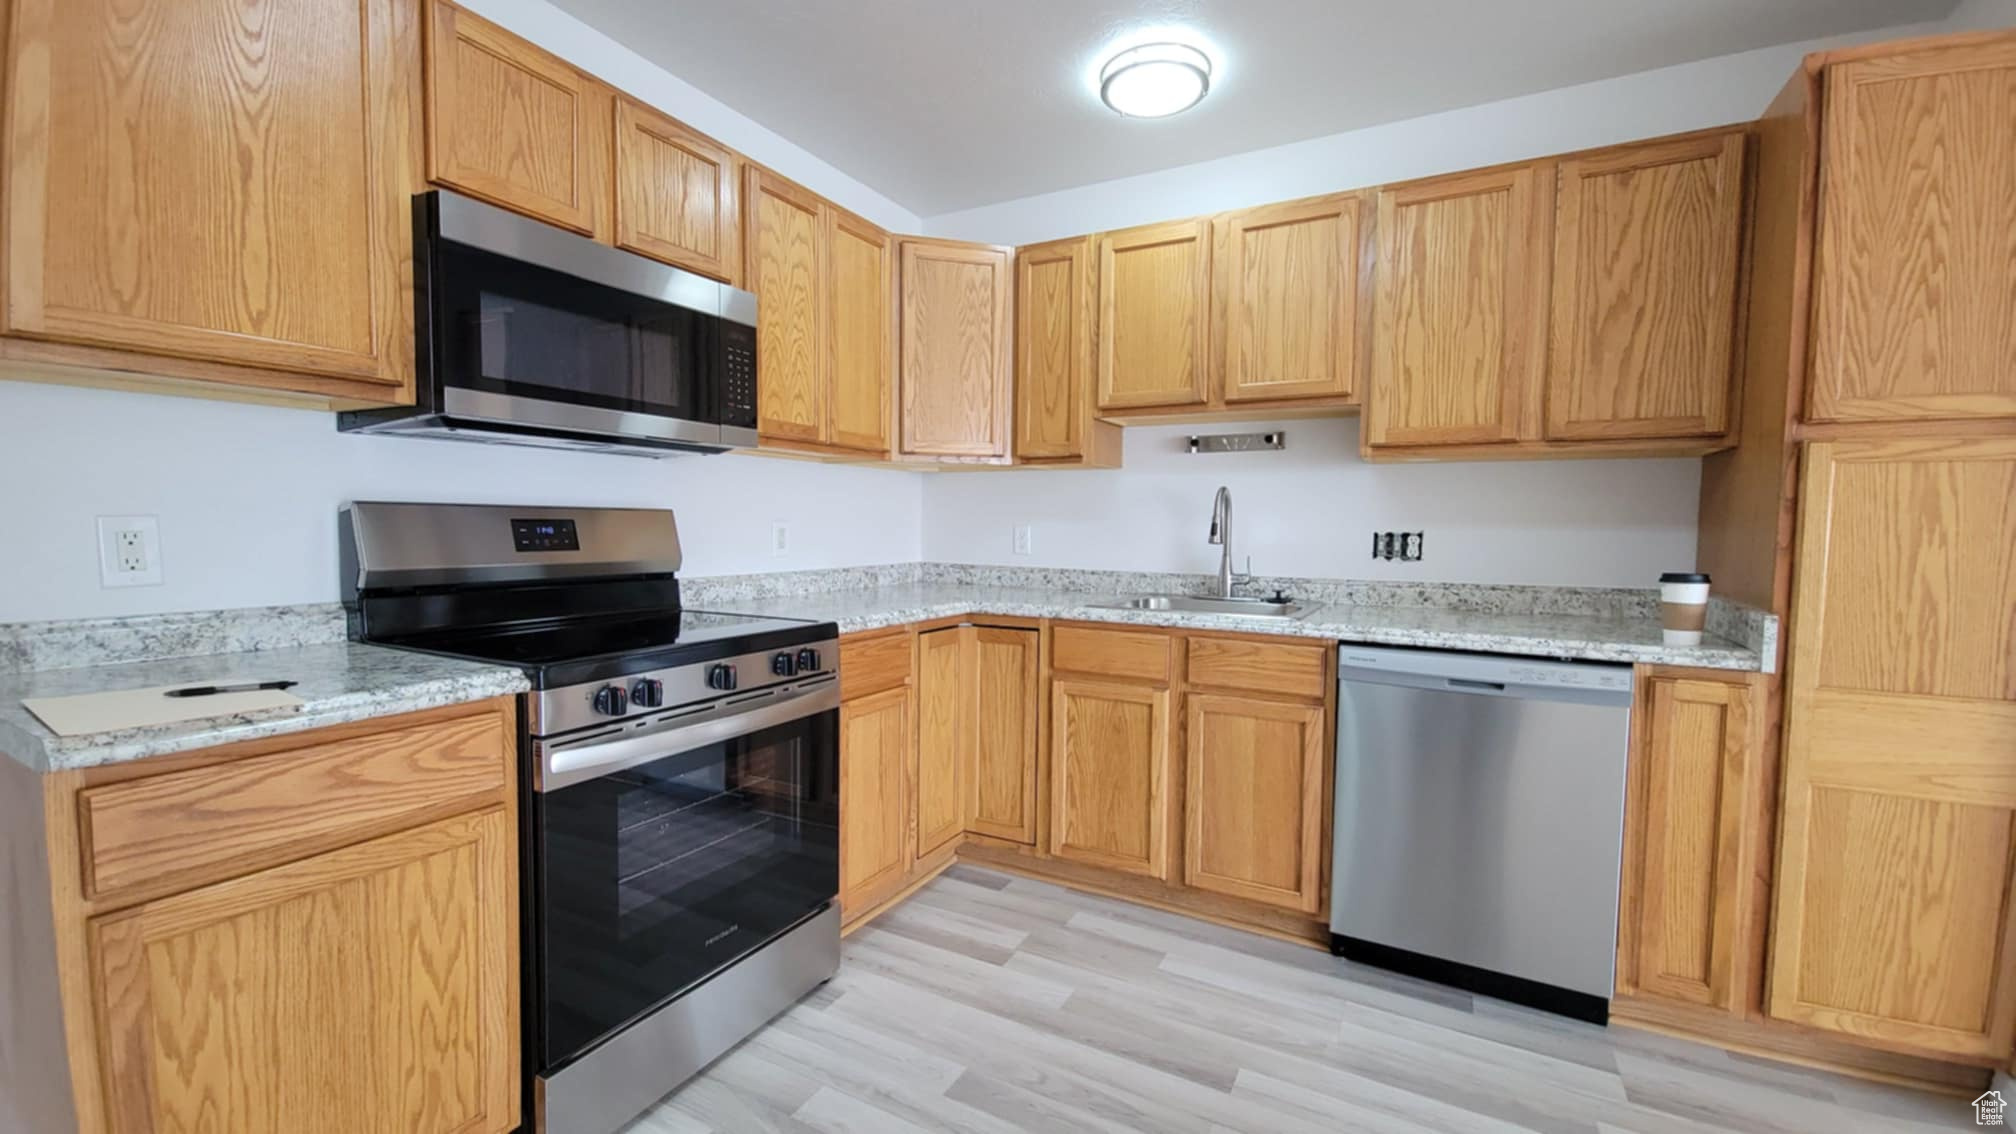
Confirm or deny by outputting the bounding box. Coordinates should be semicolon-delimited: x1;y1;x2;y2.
967;628;1041;844
838;683;913;918
1182;694;1327;913
1616;669;1758;1012
914;628;967;856
89;809;517;1134
1047;678;1172;879
1767;438;2016;1061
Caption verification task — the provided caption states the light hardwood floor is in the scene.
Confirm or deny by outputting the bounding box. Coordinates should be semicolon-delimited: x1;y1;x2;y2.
626;866;1974;1133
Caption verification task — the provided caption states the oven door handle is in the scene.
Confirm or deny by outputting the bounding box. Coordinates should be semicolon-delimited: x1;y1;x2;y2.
535;678;839;793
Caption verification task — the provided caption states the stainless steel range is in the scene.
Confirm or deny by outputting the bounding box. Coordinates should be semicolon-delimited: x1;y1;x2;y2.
342;502;839;1134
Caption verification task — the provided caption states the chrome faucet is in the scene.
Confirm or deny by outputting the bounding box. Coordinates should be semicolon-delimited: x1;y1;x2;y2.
1209;486;1236;598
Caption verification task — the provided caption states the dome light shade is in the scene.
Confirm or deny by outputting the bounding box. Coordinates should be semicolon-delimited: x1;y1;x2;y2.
1099;42;1212;118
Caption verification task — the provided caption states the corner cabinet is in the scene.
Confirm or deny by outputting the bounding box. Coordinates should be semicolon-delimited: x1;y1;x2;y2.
1768;438;2016;1061
1366;165;1550;449
898;239;1014;462
1;0;424;405
424;0;612;240
1806;38;2016;424
1014;237;1121;466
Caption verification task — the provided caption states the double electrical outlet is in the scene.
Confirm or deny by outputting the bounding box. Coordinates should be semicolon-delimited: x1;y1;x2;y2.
97;515;163;587
1372;531;1424;562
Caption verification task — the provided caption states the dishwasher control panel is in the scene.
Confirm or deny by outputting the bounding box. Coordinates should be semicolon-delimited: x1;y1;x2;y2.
1503;663;1631;690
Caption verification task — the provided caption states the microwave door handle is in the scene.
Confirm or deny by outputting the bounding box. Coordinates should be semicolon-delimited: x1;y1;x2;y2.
537;678;839;793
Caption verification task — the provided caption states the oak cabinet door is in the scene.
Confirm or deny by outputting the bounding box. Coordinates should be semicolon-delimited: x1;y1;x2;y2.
1618;672;1755;1011
1015;237;1116;465
1048;678;1171;878
613;97;740;282
1548;132;1746;441
1183;694;1327;913
840;686;912;917
899;239;1014;460
746;168;828;445
3;0;420;390
1367;166;1550;448
914;628;967;856
88;810;518;1134
1768;439;2016;1059
1808;40;2016;423
968;628;1041;845
827;209;893;454
1097;219;1212;410
425;0;611;239
1217;193;1366;403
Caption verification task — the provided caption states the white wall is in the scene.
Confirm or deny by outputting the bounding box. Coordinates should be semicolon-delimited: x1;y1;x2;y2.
921;20;1958;244
921;419;1701;589
457;0;920;233
0;382;920;623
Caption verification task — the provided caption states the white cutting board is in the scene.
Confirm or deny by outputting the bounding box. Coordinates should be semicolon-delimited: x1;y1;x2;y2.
23;683;305;737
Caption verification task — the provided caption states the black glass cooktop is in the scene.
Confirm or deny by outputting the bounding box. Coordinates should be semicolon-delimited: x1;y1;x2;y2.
379;609;828;687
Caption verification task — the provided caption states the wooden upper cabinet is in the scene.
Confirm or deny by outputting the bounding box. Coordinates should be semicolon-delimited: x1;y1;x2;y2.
1367;165;1551;448
90;809;518;1134
2;0;421;398
899;239;1014;461
967;628;1041;846
1618;670;1757;1013
1547;131;1746;441
1048;678;1172;879
914;628;968;857
1015;237;1120;466
425;1;611;239
826;208;894;454
746;168;827;445
839;684;913;918
613;97;741;282
1216;192;1367;404
1183;694;1327;913
1808;38;2016;424
1769;438;2016;1059
1097;218;1212;410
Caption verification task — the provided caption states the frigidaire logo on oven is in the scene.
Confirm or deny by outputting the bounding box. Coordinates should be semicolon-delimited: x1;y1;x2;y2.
706;926;741;948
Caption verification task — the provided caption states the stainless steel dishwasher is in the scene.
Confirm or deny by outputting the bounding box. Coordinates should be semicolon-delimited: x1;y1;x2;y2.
1329;645;1633;1022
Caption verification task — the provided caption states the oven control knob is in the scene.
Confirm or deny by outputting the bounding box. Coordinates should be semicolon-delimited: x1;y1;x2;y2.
630;677;663;708
593;684;629;716
707;663;738;691
797;647;822;673
771;651;797;677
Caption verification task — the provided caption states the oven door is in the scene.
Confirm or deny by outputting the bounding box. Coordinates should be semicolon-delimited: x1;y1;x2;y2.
530;678;839;1071
423;192;757;449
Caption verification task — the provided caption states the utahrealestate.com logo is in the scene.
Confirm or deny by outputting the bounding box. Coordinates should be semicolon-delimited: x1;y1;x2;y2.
1977;1090;2008;1127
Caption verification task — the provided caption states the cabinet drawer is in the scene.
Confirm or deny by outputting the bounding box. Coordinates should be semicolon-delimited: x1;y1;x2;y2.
841;630;913;700
80;705;511;900
1052;625;1171;684
1186;636;1329;701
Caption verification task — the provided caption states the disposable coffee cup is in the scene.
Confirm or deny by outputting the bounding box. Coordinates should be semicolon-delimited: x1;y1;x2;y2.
1660;572;1711;646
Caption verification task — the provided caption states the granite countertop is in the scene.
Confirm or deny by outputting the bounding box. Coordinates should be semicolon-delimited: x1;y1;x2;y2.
0;642;528;774
720;583;1764;671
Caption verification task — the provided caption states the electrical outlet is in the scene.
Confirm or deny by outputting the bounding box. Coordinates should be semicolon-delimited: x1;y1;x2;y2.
1371;531;1425;563
770;523;789;556
98;515;163;587
1012;525;1033;556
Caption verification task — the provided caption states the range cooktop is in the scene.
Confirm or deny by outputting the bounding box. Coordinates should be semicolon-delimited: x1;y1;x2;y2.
377;609;828;688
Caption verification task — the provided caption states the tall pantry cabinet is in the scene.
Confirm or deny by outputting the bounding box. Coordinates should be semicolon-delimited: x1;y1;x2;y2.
1695;28;2016;1074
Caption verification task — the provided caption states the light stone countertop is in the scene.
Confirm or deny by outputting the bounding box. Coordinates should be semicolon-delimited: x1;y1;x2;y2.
705;583;1764;671
0;642;528;773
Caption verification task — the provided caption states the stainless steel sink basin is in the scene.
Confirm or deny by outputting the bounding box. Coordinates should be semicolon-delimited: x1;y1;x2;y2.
1095;593;1309;618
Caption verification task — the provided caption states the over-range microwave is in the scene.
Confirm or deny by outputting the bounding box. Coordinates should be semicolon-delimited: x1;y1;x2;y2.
339;191;757;457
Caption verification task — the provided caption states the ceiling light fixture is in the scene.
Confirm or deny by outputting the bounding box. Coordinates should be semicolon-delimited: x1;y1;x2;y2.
1098;41;1212;118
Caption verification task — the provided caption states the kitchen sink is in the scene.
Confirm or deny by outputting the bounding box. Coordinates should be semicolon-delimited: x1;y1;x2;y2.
1095;593;1310;618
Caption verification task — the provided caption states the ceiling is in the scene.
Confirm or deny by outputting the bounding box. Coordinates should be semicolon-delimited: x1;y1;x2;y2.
551;0;1958;217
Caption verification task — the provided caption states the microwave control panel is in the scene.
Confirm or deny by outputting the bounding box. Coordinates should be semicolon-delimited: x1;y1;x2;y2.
721;324;758;429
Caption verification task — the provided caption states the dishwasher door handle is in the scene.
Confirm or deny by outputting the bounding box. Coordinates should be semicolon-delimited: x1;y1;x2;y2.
1445;678;1507;692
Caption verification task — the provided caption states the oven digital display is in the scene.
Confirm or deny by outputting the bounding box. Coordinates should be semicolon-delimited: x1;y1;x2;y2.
512;518;580;552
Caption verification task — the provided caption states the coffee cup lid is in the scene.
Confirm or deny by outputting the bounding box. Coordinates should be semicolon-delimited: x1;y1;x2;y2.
1660;572;1711;584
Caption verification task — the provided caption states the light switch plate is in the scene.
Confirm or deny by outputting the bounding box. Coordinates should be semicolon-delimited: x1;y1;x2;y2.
770;523;789;556
1012;525;1033;556
98;515;163;587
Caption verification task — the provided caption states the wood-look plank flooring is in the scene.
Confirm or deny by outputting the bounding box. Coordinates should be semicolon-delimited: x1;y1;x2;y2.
625;866;1974;1133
